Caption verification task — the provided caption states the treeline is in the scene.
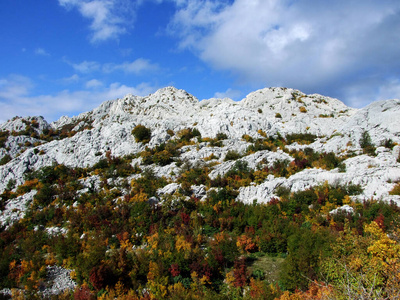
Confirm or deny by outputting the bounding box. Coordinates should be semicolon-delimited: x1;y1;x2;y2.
0;161;399;299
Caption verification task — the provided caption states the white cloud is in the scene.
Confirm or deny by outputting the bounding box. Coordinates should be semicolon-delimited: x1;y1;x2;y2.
0;74;158;122
377;79;400;101
58;0;135;43
68;58;158;75
35;48;50;56
85;79;103;88
214;88;242;100
61;74;80;83
71;60;101;73
343;78;400;108
0;74;33;99
167;0;400;106
103;58;159;74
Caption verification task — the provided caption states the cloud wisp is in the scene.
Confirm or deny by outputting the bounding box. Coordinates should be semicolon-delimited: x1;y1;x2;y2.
58;0;136;43
35;48;50;56
68;58;159;75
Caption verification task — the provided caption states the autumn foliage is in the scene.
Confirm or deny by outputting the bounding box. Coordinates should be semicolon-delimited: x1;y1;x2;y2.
0;130;399;299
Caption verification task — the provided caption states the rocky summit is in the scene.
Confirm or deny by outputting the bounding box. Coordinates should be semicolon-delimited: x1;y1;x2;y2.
0;86;400;227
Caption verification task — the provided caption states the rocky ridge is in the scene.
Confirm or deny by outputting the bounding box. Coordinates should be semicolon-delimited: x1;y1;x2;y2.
0;86;399;224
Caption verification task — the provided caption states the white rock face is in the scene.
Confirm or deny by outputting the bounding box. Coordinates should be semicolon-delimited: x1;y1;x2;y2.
330;205;355;215
0;86;399;218
0;190;36;227
41;266;77;297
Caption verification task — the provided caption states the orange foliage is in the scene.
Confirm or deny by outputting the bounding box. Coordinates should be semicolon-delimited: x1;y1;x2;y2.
277;281;333;299
236;235;258;253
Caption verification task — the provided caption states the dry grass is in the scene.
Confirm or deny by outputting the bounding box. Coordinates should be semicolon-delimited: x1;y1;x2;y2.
247;255;285;283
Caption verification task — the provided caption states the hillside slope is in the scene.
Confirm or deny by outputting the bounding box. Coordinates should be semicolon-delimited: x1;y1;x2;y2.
1;86;400;298
0;86;399;226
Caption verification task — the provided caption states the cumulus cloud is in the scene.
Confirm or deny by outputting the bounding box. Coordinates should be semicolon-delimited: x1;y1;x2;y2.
0;74;158;122
167;0;400;106
58;0;135;43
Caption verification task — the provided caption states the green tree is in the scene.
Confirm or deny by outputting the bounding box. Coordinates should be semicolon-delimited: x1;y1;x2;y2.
280;228;332;291
359;131;375;155
132;124;151;143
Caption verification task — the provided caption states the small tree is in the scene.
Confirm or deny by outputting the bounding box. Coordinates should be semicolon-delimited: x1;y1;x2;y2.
132;125;151;144
359;130;375;155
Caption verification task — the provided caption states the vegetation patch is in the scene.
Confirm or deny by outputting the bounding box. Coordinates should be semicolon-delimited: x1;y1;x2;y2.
132;124;152;143
285;133;317;145
359;130;376;155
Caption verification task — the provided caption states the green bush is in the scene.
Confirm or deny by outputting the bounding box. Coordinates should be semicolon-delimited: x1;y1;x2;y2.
321;152;340;169
177;127;201;142
275;186;291;199
132;125;151;143
381;138;396;149
0;131;9;148
0;154;11;166
389;183;400;196
286;133;317;145
359;131;375;155
224;150;242;161
216;132;228;140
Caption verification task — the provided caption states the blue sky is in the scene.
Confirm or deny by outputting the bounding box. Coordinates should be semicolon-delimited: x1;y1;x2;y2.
1;0;400;123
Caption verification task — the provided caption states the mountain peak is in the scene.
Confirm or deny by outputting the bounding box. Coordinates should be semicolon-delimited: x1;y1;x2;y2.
0;86;399;203
149;86;199;105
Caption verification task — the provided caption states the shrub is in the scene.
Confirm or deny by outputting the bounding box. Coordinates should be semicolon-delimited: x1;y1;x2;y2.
299;106;307;113
0;130;9;148
321;152;340;169
359;131;375;155
272;159;290;177
225;160;250;179
275;186;290;199
242;134;254;143
338;162;346;173
286;133;317;145
132;125;151;143
0;154;11;166
177;128;200;142
192;127;201;137
257;129;267;137
224;150;242;161
216;132;228;140
275;113;282;118
381;138;396;149
152;150;173;166
389;183;400;196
